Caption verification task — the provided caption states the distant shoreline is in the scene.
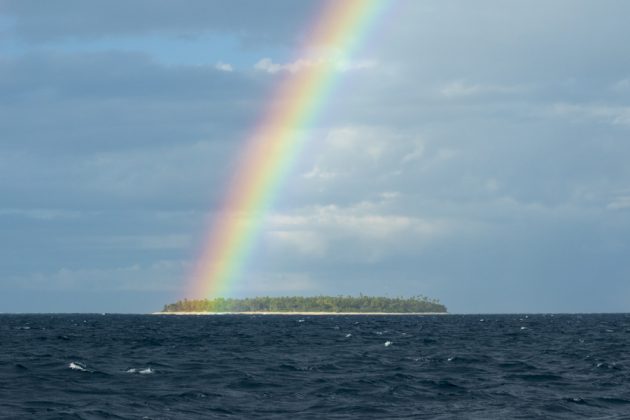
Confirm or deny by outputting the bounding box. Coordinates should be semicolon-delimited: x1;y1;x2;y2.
152;311;448;316
161;296;447;314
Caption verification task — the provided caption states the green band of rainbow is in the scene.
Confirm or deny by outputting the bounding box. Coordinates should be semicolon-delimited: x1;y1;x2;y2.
190;0;388;299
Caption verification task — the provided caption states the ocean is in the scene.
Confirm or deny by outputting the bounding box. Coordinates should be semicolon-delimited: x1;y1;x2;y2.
1;314;629;419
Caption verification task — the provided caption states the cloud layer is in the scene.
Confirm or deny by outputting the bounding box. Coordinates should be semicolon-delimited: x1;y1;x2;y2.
1;1;629;312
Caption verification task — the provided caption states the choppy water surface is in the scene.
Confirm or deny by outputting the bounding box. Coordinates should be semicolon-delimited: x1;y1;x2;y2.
1;314;629;419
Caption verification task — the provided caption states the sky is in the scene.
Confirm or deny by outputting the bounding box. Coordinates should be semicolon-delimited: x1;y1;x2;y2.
1;0;629;313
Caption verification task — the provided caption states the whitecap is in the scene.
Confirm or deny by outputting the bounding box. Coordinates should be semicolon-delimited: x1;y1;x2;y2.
126;367;154;374
69;362;87;371
384;341;392;347
345;333;352;338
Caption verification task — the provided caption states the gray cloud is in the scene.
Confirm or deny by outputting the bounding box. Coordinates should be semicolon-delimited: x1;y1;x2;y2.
1;0;321;46
0;52;269;154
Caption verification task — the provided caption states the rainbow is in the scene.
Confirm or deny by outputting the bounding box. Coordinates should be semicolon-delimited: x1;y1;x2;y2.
190;0;388;299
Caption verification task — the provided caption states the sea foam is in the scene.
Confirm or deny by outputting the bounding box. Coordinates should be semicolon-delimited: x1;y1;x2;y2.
69;362;87;372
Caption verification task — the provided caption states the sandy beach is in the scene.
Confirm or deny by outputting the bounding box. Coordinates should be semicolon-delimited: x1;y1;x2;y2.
152;311;448;316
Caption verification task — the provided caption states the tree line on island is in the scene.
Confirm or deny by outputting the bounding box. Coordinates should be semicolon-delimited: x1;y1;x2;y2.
162;295;447;313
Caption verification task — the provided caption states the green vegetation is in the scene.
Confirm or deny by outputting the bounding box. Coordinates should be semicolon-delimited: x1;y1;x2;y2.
162;295;447;313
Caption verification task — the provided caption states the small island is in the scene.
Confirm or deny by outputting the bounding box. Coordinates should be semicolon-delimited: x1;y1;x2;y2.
158;295;447;315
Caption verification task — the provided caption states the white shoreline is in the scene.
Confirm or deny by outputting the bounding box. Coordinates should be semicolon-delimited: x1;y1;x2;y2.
152;311;448;316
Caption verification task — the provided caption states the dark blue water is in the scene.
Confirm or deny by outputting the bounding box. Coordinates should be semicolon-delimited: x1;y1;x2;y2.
1;314;629;419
